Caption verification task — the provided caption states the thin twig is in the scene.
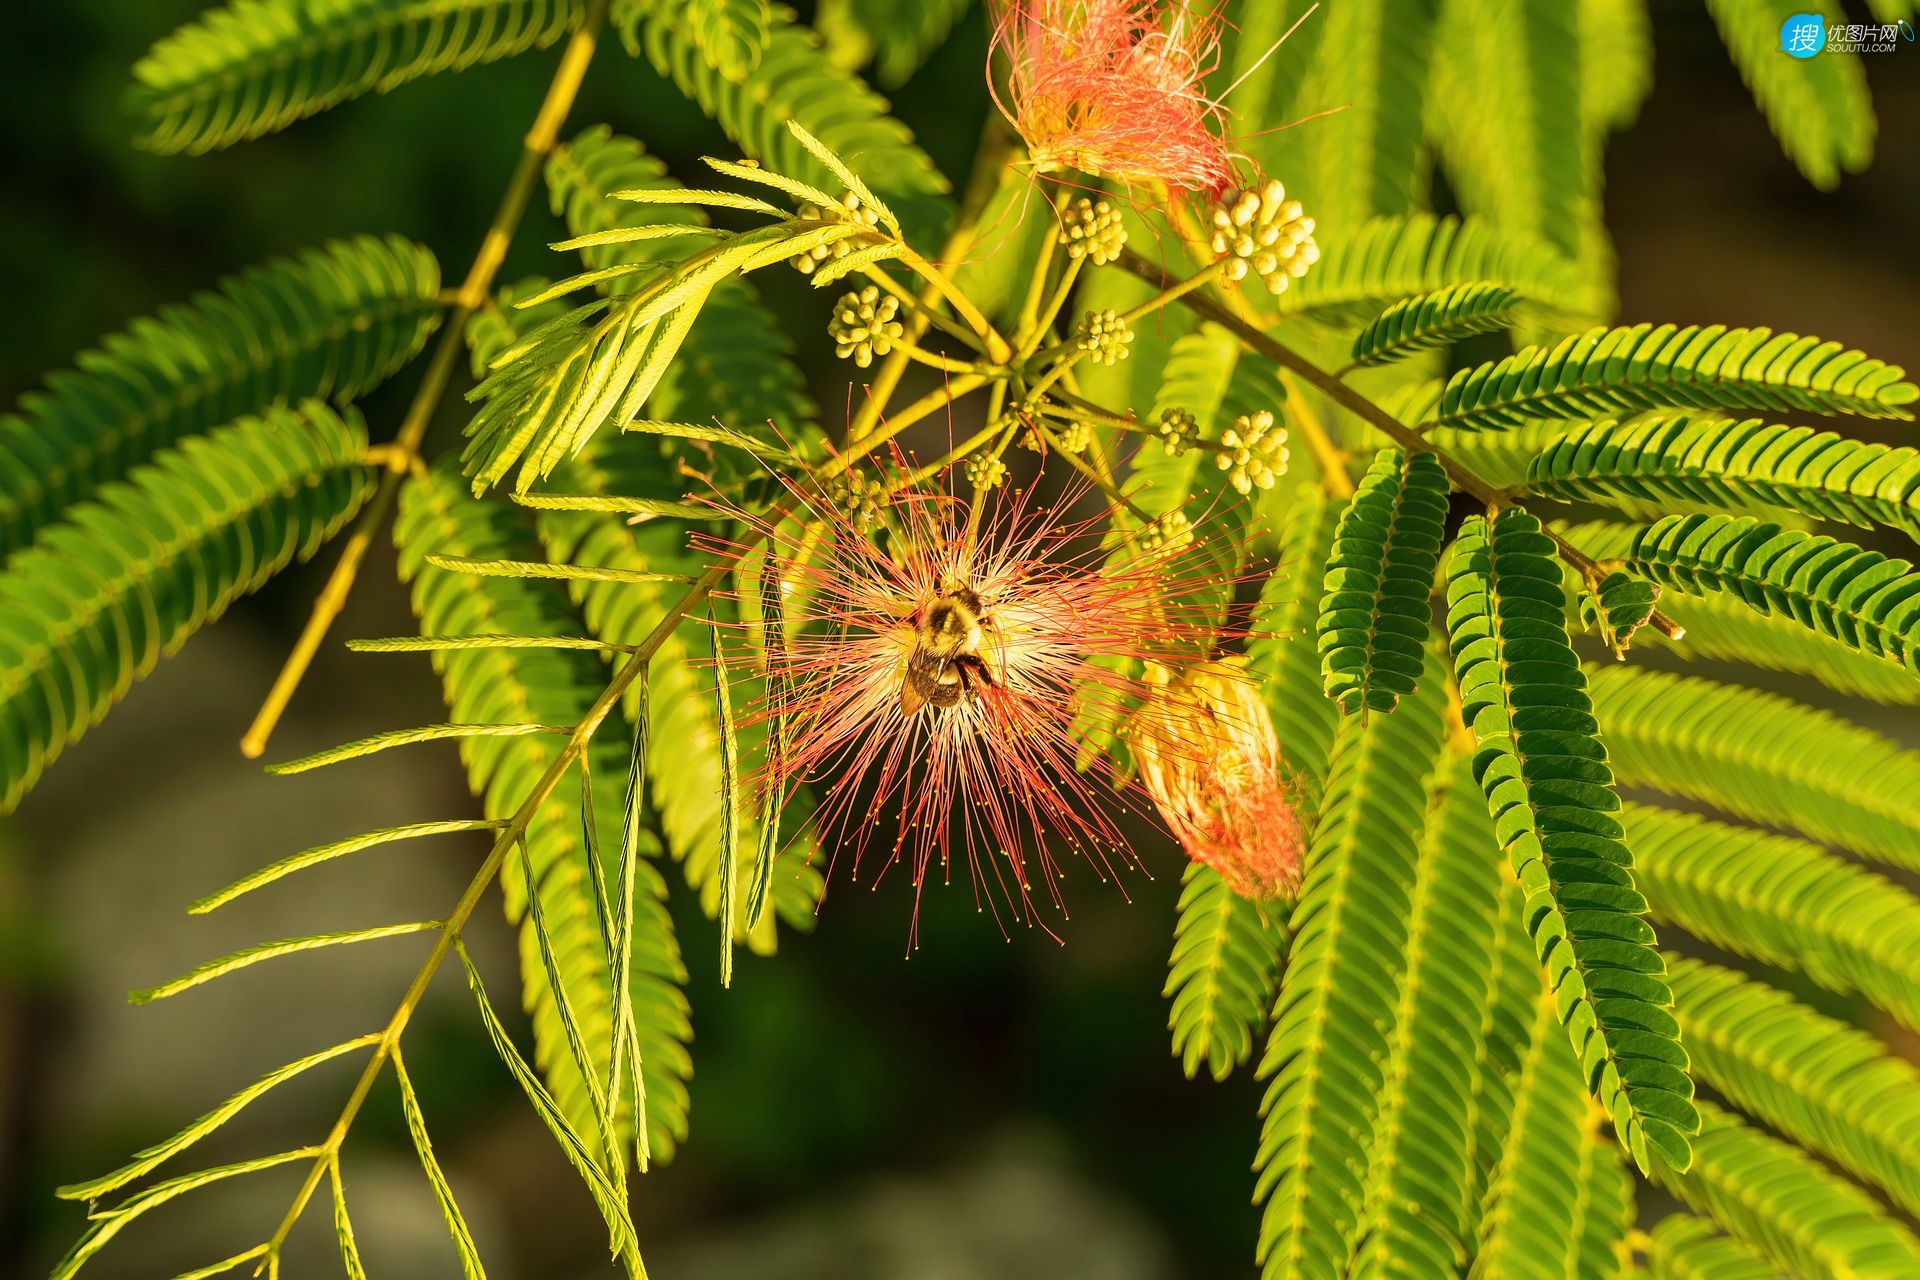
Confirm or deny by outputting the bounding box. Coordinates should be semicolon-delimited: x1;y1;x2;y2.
1117;249;1684;641
241;0;615;758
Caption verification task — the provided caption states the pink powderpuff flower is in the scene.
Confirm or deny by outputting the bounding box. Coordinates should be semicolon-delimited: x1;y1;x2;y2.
1131;658;1308;900
705;459;1231;941
990;0;1238;194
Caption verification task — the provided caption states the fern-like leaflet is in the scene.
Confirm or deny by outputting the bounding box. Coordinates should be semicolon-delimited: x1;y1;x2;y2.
1445;508;1695;1173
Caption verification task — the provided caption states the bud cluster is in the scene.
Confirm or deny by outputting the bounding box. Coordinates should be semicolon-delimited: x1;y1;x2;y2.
1214;410;1288;495
829;469;886;532
1074;308;1134;366
1137;509;1194;555
1157;407;1198;457
965;453;1008;490
828;286;904;369
1208;180;1319;296
1058;197;1127;265
790;192;883;273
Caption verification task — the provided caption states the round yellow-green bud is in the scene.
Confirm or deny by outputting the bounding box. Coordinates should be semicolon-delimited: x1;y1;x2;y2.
1214;410;1288;494
829;286;904;369
965;453;1008;490
1054;419;1092;455
1157;407;1199;457
790;192;883;273
1059;197;1127;265
1138;510;1194;555
1208;179;1320;296
830;469;886;531
1075;308;1134;366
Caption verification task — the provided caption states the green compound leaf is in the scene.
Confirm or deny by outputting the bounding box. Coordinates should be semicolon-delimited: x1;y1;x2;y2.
1527;412;1920;536
1630;802;1920;1033
1588;663;1920;870
0;402;372;814
393;1046;487;1280
1349;282;1521;368
821;0;972;88
1279;214;1588;327
1557;520;1920;705
629;5;950;241
1164;864;1287;1083
1444;508;1695;1175
1349;759;1518;1280
545;127;817;444
1645;1214;1779;1280
457;944;641;1274
0;234;437;556
1248;492;1343;792
535;441;822;951
58;1034;380;1201
49;1149;317;1280
129;922;439;1004
688;0;774;80
1318;448;1451;715
1705;0;1874;190
1623;513;1920;675
128;0;581;154
1668;955;1920;1220
1434;323;1917;431
329;1155;368;1280
1254;666;1450;1280
1577;569;1662;658
1470;957;1637;1280
1654;1100;1920;1279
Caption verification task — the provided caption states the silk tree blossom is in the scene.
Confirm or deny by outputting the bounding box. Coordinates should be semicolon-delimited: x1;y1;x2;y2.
709;461;1229;939
1132;659;1308;899
991;0;1237;193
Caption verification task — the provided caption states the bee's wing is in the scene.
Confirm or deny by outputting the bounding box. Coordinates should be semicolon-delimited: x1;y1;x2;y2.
899;662;930;717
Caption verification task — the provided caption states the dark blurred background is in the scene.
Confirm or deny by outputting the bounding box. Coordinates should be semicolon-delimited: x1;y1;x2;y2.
1;3;1916;1278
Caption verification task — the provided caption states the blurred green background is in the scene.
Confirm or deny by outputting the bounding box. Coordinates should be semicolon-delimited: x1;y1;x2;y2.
2;3;1917;1277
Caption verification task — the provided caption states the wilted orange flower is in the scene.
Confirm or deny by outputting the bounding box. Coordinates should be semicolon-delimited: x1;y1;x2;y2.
990;0;1237;193
1132;659;1307;899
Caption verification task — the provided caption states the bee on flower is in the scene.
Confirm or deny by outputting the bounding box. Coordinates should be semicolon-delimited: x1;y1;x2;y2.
990;0;1238;194
1130;659;1308;900
709;453;1230;938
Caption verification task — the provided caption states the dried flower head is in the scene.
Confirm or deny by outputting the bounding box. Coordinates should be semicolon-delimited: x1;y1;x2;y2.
991;0;1237;193
1215;409;1286;494
1209;179;1320;295
718;459;1228;937
1132;659;1307;899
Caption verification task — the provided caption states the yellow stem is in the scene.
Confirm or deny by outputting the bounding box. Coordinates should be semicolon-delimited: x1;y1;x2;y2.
240;0;613;759
848;121;1014;443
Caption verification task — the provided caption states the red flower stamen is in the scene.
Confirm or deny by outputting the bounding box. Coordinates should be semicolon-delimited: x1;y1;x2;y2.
705;457;1231;942
991;0;1238;194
